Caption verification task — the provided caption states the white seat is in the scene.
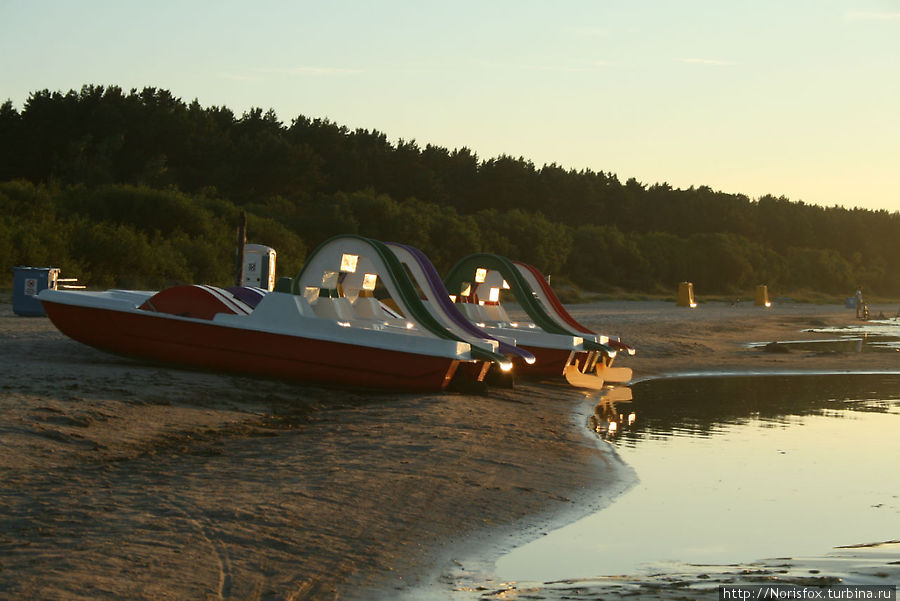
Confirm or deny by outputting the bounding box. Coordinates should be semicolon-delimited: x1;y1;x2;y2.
460;303;490;323
482;303;510;324
352;296;388;320
312;297;357;320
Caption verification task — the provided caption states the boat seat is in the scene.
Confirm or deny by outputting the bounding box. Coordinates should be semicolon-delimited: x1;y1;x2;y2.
353;297;389;320
459;303;490;323
482;303;511;324
312;297;357;321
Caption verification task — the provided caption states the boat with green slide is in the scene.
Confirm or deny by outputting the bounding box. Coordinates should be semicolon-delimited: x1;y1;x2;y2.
39;235;512;392
444;253;634;388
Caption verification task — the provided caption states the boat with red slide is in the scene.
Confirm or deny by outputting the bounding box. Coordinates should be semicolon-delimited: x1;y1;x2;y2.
443;253;635;389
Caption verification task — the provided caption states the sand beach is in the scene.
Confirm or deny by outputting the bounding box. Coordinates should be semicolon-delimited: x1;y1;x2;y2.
1;294;898;600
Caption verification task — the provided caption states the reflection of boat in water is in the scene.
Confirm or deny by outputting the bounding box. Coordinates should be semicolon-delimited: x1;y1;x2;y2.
39;235;512;392
605;374;900;443
444;253;635;389
590;385;636;438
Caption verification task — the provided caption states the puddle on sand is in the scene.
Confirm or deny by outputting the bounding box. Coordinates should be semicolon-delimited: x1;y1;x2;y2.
483;373;900;598
749;317;900;353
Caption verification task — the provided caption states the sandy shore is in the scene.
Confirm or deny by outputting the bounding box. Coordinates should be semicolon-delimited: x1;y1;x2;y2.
1;294;898;600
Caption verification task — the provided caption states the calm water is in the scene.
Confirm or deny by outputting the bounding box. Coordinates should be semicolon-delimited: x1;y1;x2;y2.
496;374;900;582
746;317;900;352
805;317;900;351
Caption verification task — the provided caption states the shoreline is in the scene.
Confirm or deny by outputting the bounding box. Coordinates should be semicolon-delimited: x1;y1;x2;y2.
2;299;899;600
369;300;900;599
382;396;640;601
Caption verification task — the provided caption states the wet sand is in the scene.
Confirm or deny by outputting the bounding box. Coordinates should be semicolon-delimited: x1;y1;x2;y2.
1;294;898;600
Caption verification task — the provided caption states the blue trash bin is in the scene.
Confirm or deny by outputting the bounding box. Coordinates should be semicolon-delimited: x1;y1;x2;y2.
12;266;60;316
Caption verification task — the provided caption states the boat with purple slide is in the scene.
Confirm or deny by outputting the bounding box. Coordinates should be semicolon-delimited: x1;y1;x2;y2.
386;241;535;384
39;236;511;392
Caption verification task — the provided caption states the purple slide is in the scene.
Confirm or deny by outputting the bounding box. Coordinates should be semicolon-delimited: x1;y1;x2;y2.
388;242;535;364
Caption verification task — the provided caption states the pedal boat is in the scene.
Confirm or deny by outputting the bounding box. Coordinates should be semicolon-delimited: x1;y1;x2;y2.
512;260;635;386
444;253;634;389
38;236;511;392
386;242;536;384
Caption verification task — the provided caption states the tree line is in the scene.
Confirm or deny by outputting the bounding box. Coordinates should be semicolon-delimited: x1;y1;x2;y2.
2;84;898;296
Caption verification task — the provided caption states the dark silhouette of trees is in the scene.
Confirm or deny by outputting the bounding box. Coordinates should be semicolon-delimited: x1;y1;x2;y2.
2;84;899;295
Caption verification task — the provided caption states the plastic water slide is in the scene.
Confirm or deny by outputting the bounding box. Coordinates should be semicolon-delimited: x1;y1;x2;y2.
445;253;613;351
444;253;635;388
386;242;536;366
443;253;601;387
363;237;514;373
513;261;635;356
512;261;634;384
293;236;512;372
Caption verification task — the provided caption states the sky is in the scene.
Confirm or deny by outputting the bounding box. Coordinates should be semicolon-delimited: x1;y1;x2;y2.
2;0;899;212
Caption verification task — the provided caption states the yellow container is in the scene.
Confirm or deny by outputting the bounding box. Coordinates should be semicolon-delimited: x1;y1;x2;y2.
677;282;697;308
754;284;771;307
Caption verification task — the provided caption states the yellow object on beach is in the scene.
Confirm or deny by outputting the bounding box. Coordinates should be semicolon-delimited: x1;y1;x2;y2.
677;282;697;308
755;284;772;307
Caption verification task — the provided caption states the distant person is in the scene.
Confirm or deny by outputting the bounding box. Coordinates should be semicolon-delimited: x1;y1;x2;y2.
856;286;864;319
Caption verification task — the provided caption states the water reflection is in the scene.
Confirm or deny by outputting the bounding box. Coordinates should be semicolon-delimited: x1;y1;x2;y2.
496;373;900;585
752;317;900;353
589;386;636;440
748;335;900;353
606;373;900;446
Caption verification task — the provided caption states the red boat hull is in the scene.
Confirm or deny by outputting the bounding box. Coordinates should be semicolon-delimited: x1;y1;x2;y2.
42;301;461;392
515;345;579;379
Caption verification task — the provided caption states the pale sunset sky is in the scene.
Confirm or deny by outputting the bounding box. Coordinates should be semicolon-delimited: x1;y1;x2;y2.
2;0;899;212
